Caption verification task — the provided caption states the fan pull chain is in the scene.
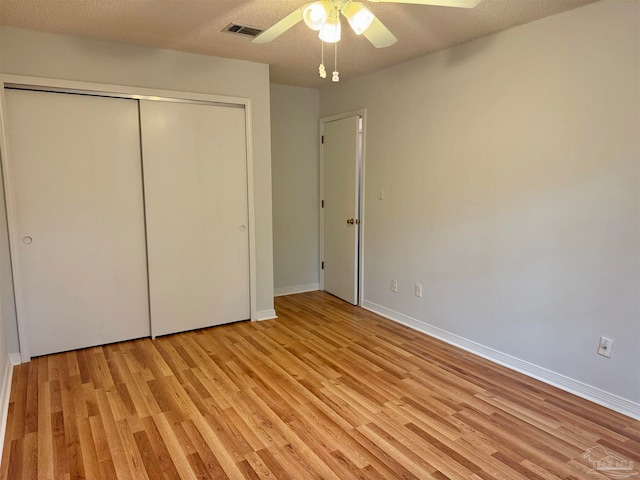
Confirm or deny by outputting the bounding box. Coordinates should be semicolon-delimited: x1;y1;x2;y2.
332;39;339;82
319;40;327;78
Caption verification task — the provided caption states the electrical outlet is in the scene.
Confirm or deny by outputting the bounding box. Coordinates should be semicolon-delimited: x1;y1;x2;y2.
415;283;423;298
391;279;398;293
597;336;614;358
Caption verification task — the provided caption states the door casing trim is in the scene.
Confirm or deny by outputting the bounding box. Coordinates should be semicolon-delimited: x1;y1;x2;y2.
319;108;366;306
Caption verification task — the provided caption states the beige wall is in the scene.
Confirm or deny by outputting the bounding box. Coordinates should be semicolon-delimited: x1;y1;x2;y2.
270;85;320;294
0;27;275;335
321;0;639;403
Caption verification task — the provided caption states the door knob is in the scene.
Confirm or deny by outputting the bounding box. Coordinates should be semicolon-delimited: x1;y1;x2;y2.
23;236;33;245
346;218;354;225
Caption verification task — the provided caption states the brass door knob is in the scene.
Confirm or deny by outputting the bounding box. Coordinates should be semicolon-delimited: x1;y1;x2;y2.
347;218;354;225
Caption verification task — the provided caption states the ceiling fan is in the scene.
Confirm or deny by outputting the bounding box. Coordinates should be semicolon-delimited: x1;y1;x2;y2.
253;0;482;48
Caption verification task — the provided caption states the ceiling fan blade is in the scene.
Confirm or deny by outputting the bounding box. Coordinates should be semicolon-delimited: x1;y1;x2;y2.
367;0;480;8
253;6;307;44
363;16;397;48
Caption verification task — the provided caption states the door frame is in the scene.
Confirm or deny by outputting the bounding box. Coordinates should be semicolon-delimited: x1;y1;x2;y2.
319;108;367;306
0;74;258;362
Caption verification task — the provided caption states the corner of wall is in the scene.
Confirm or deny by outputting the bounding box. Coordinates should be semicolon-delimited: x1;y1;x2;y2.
0;352;18;460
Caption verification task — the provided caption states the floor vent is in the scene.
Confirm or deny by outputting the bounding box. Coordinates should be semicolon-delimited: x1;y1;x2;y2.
223;23;264;38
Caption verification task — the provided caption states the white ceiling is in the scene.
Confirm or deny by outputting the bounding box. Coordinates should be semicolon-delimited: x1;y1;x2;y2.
0;0;597;88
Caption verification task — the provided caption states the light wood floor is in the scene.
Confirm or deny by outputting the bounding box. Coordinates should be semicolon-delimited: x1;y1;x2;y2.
1;291;638;479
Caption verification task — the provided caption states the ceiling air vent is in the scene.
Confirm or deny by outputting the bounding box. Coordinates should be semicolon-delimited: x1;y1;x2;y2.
223;23;264;38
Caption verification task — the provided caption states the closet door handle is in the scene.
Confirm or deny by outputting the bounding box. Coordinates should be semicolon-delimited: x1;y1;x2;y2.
23;236;33;245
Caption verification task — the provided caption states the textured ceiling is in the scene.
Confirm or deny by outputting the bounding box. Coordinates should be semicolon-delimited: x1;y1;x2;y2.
0;0;598;87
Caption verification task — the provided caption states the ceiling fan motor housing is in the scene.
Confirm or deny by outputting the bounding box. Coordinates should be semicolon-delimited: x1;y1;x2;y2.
303;1;375;39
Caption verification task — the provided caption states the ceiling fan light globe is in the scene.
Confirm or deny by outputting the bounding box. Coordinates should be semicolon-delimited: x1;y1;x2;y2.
319;15;341;43
343;2;375;35
303;1;331;31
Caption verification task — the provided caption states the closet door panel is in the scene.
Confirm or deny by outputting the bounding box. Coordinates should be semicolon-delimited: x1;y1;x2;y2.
140;100;250;337
5;89;150;357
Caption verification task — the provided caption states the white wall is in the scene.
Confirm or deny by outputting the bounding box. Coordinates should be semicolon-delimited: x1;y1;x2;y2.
0;164;17;354
0;277;9;455
0;40;14;458
321;0;639;407
270;85;320;295
0;118;11;454
0;26;275;323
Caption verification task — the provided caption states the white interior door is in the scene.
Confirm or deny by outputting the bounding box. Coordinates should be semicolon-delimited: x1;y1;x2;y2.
140;100;250;337
322;115;360;305
5;89;150;357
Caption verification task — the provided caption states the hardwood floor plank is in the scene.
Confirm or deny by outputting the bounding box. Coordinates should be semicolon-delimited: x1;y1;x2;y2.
229;390;289;449
116;417;150;480
346;427;420;480
140;416;181;479
255;448;294;480
152;413;196;480
182;419;228;479
36;381;53;479
243;451;277;480
60;378;83;480
133;429;166;480
357;423;442;479
90;415;119;480
51;411;68;480
294;401;371;469
4;439;21;480
223;405;263;454
95;388;134;480
1;292;638;479
194;414;247;479
77;416;102;480
24;380;38;436
285;418;365;479
22;432;38;480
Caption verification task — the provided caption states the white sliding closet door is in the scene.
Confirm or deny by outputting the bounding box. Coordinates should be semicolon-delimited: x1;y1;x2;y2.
5;89;150;357
140;100;250;337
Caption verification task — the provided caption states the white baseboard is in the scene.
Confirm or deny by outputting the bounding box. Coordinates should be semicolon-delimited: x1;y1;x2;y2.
256;309;278;321
0;354;16;460
362;300;640;421
274;283;320;297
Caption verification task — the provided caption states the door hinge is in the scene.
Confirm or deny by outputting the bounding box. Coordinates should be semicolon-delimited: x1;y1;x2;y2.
321;200;324;208
321;261;324;269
